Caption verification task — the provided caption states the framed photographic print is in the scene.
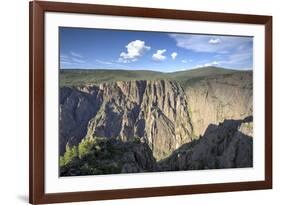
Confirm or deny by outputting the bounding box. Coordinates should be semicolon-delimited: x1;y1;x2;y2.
29;1;272;204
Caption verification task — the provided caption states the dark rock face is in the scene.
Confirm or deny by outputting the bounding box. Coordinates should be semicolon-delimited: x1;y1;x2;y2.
158;117;253;171
120;141;157;173
59;86;103;154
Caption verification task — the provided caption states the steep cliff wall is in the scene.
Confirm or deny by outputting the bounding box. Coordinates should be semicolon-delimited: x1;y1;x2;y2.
184;72;252;136
60;80;194;160
82;80;193;160
59;71;253;163
59;86;103;154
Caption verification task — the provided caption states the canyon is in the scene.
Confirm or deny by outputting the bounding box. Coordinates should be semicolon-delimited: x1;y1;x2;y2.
59;67;253;176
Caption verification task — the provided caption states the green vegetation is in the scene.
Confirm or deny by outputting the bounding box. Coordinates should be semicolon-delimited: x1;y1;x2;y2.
132;136;141;144
78;139;94;159
59;137;135;176
60;69;164;87
167;66;237;82
59;66;247;88
59;144;78;166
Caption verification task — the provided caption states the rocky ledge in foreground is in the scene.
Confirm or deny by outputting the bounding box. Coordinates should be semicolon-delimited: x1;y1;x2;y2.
60;116;253;176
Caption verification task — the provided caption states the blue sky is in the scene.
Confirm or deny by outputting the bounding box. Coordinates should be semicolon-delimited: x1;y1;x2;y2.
59;27;253;72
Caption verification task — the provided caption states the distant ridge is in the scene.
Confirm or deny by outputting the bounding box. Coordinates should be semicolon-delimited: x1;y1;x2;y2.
60;66;252;87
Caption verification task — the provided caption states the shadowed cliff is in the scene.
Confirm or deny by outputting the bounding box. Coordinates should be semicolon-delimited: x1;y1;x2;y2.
60;117;253;176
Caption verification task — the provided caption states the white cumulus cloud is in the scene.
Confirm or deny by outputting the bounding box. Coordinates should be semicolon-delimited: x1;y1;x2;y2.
209;38;221;44
118;40;150;63
152;49;167;61
171;52;178;60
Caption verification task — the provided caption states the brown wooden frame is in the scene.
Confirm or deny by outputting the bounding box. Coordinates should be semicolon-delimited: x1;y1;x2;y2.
29;1;272;204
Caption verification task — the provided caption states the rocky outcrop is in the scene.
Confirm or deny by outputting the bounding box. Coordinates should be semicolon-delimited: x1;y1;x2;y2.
158;116;253;171
84;80;194;160
60;116;253;176
121;140;157;173
184;72;252;136
60;137;157;176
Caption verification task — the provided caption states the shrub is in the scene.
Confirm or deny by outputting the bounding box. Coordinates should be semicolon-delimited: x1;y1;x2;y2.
132;136;141;144
78;139;94;159
60;144;78;166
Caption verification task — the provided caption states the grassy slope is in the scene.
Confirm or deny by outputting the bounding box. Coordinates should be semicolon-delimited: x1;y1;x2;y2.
60;66;250;88
166;67;239;88
60;69;164;86
167;66;237;80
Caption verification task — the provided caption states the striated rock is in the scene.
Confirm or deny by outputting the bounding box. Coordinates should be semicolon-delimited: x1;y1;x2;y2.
158;116;253;171
84;80;193;160
59;86;103;154
184;72;253;136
